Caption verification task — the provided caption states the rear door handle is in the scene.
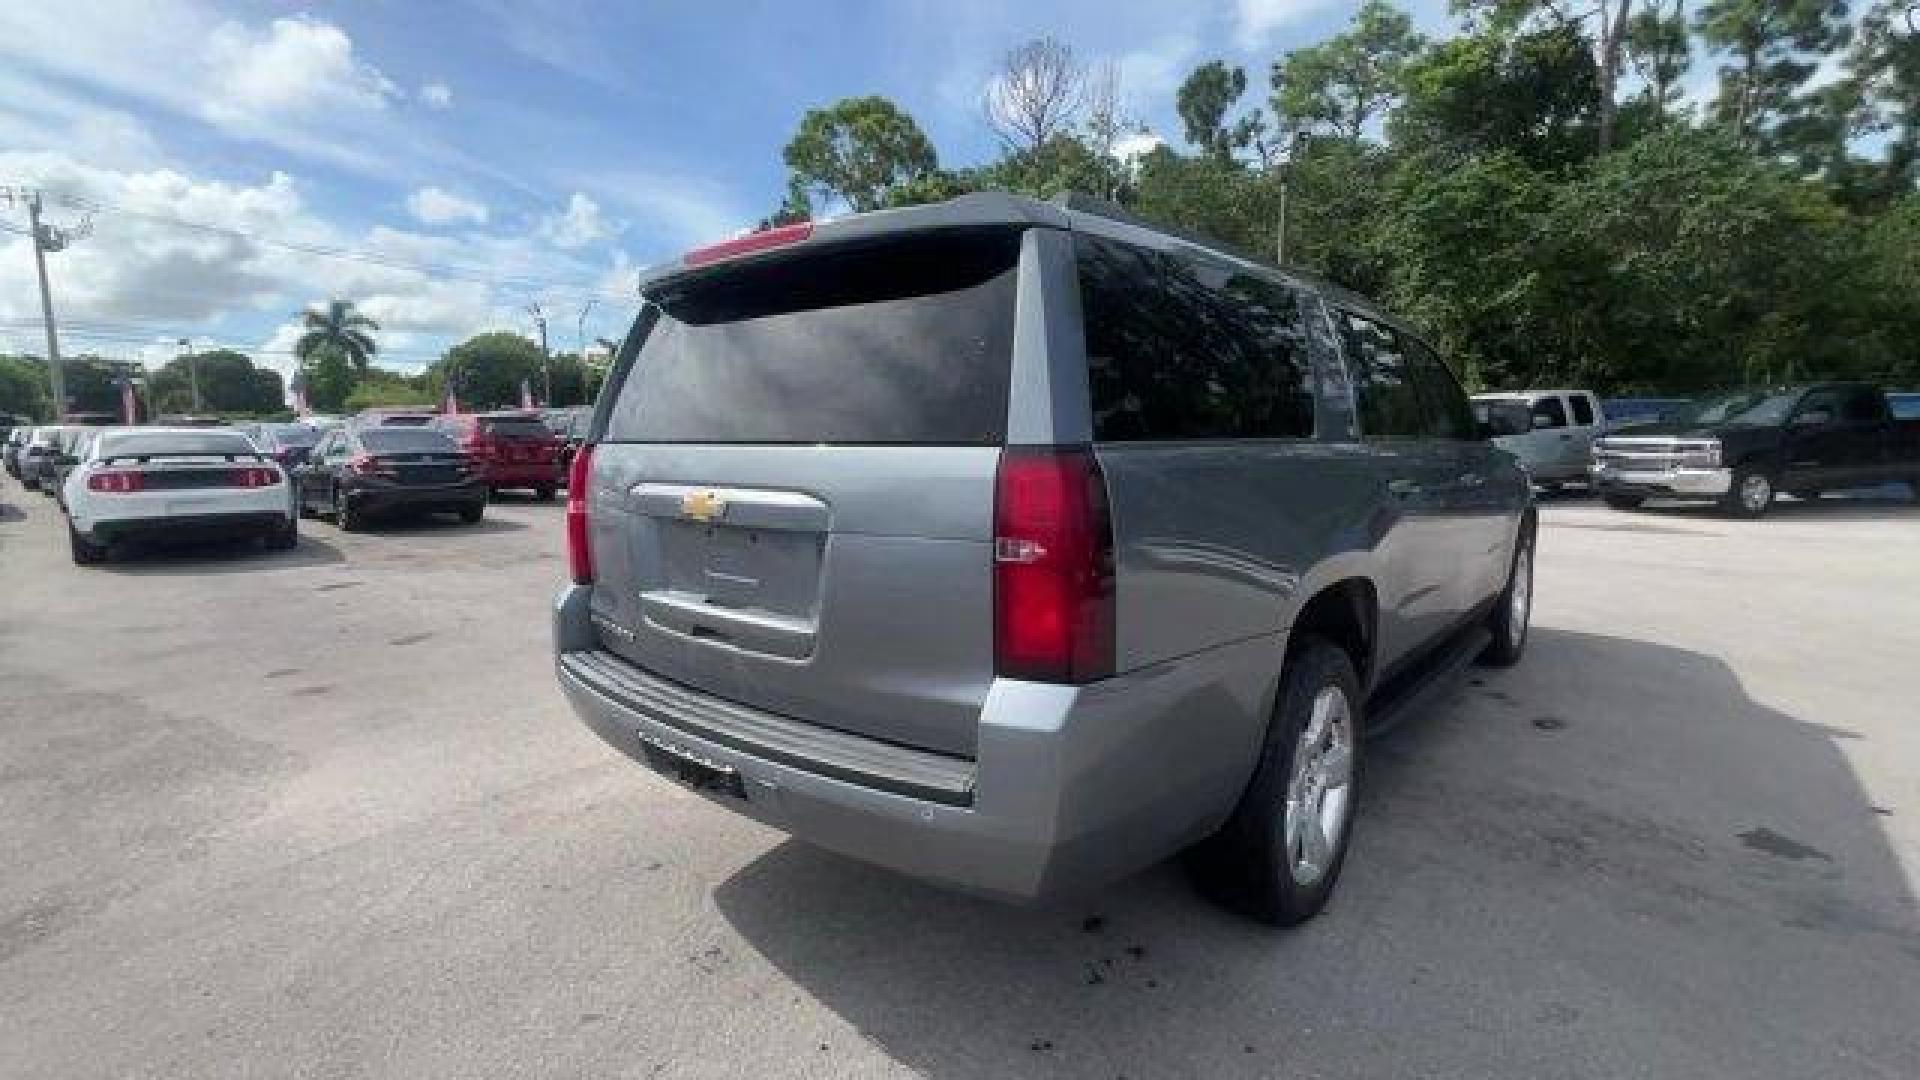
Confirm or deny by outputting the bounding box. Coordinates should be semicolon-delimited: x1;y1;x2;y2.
1457;473;1485;488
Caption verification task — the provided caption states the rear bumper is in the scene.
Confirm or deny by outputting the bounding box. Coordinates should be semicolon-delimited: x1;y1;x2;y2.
349;481;487;513
479;461;557;488
553;585;1275;902
1590;463;1732;498
91;511;287;542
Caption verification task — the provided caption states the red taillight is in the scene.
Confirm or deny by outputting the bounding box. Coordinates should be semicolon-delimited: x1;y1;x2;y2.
230;466;281;487
348;454;379;475
993;447;1115;684
566;444;595;585
685;221;812;266
87;470;145;493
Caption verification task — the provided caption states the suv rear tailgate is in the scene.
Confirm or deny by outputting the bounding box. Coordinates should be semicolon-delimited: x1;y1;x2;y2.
585;226;1027;759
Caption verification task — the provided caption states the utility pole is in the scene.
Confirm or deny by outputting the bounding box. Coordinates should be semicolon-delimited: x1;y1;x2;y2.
575;300;595;407
25;191;69;420
179;338;201;411
1274;131;1311;267
528;302;551;405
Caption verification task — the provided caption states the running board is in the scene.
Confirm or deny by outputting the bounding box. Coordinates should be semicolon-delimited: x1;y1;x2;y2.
1363;623;1491;737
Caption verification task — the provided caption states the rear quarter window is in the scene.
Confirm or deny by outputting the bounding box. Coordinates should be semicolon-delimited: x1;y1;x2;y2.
1077;235;1315;441
606;228;1023;445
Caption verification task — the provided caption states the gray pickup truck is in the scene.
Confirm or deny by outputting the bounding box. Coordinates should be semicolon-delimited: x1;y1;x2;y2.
555;193;1535;925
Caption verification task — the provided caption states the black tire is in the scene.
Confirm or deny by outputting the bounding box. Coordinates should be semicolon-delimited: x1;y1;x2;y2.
1186;636;1363;926
458;501;484;524
68;524;106;565
334;490;363;532
264;517;298;550
1479;520;1534;667
1722;465;1775;519
535;485;556;502
1602;492;1645;511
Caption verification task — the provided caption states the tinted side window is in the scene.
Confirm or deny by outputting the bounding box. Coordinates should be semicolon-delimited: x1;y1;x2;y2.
1405;339;1477;440
1339;313;1427;441
1532;396;1568;428
1076;236;1315;441
1569;393;1595;426
1840;387;1884;423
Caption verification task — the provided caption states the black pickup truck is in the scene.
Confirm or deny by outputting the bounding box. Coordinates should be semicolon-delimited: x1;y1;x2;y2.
1590;383;1920;517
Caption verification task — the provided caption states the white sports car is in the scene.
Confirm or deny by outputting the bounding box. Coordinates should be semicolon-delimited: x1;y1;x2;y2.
63;427;298;565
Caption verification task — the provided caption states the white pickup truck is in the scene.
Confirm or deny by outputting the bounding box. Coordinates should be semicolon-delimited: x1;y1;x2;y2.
1472;389;1604;489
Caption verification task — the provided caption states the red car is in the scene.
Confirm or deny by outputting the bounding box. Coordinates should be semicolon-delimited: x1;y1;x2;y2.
434;411;562;499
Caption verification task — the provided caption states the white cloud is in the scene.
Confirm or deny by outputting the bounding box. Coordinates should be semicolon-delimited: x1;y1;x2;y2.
419;81;454;109
1112;132;1165;161
407;186;489;225
1115;34;1200;115
539;192;613;249
1235;0;1335;48
202;16;399;125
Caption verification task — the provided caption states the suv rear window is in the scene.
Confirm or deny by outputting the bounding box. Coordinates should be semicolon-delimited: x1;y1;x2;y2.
1077;236;1315;441
606;228;1023;445
478;417;552;440
360;429;458;454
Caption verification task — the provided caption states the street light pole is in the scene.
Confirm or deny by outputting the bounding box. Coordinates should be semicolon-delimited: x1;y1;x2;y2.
26;192;68;420
180;338;201;411
528;302;551;406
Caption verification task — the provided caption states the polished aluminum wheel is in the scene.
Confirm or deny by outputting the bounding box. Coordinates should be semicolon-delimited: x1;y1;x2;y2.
1740;472;1772;514
1510;547;1533;646
1283;685;1355;886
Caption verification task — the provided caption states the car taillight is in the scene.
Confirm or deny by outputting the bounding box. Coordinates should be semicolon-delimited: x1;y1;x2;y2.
566;444;595;585
230;466;281;487
87;470;145;493
348;454;380;475
993;447;1115;684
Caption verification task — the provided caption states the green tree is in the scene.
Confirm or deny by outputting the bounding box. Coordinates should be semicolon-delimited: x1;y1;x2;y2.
0;355;49;421
147;349;283;414
305;343;357;413
1694;0;1852;149
782;96;938;215
1847;0;1920;196
1393;26;1600;171
343;368;434;412
296;300;380;374
1272;0;1426;139
1626;0;1693;126
432;332;545;411
1177;61;1261;161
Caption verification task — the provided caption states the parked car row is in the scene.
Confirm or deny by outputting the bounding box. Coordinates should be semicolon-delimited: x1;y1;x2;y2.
5;407;576;563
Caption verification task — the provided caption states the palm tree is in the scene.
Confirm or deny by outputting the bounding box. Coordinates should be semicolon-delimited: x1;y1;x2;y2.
295;299;379;373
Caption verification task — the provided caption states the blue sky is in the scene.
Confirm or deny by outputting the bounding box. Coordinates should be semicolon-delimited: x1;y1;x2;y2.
1;0;1469;382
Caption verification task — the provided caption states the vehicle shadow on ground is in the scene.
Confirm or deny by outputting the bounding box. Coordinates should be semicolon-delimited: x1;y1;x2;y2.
1637;494;1918;523
329;513;528;536
486;490;563;507
713;627;1916;1079
99;533;346;575
0;501;24;522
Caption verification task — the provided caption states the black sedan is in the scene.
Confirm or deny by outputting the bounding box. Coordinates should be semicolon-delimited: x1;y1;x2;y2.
293;426;487;530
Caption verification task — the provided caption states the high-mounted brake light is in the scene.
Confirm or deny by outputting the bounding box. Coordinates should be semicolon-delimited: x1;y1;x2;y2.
87;470;145;493
566;444;595;585
993;447;1116;684
684;221;813;266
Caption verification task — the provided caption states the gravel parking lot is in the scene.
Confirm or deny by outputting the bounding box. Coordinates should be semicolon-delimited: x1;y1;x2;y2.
3;484;1917;1079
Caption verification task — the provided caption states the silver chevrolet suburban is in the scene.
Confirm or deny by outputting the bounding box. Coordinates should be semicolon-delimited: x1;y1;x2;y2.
555;193;1535;925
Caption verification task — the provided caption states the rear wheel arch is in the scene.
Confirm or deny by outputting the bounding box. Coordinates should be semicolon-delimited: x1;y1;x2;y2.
1284;578;1378;691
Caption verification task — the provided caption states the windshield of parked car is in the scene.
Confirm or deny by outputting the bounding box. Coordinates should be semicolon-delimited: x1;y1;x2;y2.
359;429;458;454
261;424;322;448
98;430;258;458
1678;390;1801;426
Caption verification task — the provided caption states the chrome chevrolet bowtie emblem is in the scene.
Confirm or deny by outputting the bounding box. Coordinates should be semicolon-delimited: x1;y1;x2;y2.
681;489;727;522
